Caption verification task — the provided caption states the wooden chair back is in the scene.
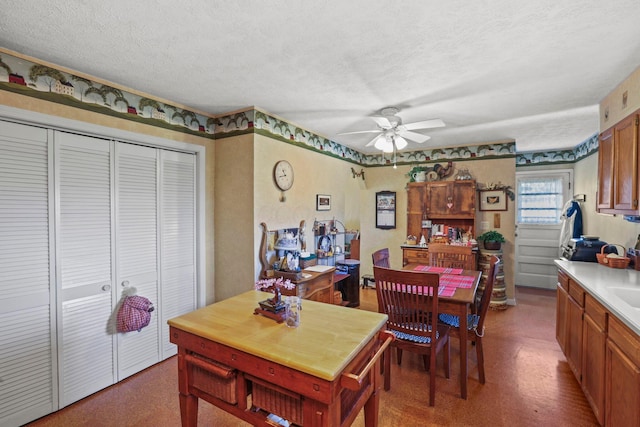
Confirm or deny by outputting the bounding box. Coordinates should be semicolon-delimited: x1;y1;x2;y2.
373;265;450;405
428;243;475;270
476;255;501;332
372;248;390;268
373;266;440;327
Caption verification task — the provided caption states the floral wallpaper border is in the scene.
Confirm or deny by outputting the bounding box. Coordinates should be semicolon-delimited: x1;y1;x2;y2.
0;51;215;139
515;133;599;166
0;49;596;167
215;108;518;166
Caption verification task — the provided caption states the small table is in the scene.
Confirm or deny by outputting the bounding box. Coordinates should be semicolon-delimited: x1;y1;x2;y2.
403;263;481;399
168;291;391;426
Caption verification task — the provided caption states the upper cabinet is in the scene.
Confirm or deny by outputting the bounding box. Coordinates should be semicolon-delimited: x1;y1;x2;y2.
426;180;476;218
406;180;476;241
597;111;640;215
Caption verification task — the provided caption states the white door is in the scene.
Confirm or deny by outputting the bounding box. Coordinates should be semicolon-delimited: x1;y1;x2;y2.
115;142;160;380
159;150;197;358
54;131;115;407
515;170;572;289
0;121;56;427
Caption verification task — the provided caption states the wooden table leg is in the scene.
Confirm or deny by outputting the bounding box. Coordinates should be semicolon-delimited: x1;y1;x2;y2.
179;393;198;427
459;303;468;399
363;384;380;427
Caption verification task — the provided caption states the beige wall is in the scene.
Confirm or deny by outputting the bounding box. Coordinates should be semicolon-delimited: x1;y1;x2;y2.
214;134;254;303
252;135;362;275
359;157;517;302
600;65;640;130
574;152;640;249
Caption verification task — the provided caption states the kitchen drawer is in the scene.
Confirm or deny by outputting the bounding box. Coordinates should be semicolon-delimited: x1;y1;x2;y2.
608;315;640;367
568;279;585;307
585;294;607;330
402;248;429;266
557;270;569;291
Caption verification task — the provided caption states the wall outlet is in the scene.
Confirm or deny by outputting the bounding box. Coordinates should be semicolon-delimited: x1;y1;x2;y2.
480;221;490;230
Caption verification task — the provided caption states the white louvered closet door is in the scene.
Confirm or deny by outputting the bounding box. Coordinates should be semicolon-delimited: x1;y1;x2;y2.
115;142;160;380
0;121;55;427
54;131;115;407
160;150;196;358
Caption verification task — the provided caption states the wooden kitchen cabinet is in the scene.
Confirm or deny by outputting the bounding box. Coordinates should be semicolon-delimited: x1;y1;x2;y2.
556;270;569;355
606;316;640;427
597;128;614;211
582;294;607;426
557;266;640;426
597;110;640;215
566;279;585;382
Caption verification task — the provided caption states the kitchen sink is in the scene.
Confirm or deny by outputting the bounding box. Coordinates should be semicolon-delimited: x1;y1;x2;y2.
609;287;640;309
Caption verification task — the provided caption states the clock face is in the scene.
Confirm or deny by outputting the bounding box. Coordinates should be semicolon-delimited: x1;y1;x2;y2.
274;160;294;191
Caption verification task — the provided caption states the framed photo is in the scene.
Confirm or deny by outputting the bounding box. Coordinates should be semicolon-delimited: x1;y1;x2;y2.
376;191;396;229
479;189;508;211
316;194;331;211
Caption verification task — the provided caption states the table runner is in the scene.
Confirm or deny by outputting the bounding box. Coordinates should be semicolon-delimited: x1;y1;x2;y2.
413;265;463;275
438;273;475;297
397;274;475;297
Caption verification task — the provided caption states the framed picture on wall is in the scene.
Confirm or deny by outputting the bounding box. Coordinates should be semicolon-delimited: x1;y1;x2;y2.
316;194;331;211
376;191;396;229
479;189;508;211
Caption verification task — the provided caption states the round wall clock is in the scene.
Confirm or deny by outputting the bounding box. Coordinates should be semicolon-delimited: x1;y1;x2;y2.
273;160;294;201
274;160;294;191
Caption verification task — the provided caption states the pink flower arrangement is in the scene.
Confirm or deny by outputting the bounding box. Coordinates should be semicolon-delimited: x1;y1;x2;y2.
254;277;295;292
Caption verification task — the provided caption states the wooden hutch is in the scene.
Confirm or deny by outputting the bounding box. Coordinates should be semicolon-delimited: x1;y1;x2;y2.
403;180;477;266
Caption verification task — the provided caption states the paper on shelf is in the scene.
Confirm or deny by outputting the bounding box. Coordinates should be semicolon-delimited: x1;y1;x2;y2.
303;265;334;273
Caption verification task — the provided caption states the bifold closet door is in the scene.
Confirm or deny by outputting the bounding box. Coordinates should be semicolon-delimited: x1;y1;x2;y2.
54;132;115;407
159;150;196;358
0;121;55;427
115;142;160;379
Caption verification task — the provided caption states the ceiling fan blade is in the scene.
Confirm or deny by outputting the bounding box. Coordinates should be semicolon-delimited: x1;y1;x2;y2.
365;134;383;147
398;130;431;143
338;129;382;135
403;118;445;131
371;116;392;128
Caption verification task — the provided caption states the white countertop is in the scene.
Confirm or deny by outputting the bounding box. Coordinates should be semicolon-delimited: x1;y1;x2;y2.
555;259;640;335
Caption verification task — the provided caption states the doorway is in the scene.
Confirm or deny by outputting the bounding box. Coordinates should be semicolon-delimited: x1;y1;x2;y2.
515;169;572;289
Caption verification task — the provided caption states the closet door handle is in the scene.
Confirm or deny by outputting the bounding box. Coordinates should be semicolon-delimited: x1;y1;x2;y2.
121;280;129;287
102;284;111;292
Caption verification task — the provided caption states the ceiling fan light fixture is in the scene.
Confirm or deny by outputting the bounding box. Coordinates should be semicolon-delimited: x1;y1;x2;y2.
374;135;394;153
394;136;408;150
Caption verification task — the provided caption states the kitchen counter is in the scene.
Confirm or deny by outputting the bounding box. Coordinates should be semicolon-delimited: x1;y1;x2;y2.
555;259;640;335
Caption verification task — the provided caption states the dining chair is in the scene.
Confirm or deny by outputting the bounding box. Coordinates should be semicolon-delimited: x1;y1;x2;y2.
439;255;500;384
427;243;475;270
372;248;390;267
373;266;450;406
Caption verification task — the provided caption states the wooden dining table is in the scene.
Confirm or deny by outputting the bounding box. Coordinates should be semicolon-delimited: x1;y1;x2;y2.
403;263;481;400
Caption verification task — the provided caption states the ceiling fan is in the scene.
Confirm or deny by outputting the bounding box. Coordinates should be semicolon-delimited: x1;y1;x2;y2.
339;107;445;152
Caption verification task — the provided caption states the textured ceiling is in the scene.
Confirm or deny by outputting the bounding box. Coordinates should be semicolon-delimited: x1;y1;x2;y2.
2;1;640;153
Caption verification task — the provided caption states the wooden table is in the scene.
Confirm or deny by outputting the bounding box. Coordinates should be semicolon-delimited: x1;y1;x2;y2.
403;263;481;399
168;291;392;426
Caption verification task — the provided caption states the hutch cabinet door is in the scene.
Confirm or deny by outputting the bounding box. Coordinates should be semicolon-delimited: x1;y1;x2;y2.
406;183;427;240
426;180;476;218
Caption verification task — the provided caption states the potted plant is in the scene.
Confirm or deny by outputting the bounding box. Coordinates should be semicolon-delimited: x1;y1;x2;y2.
407;165;428;182
476;230;506;250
